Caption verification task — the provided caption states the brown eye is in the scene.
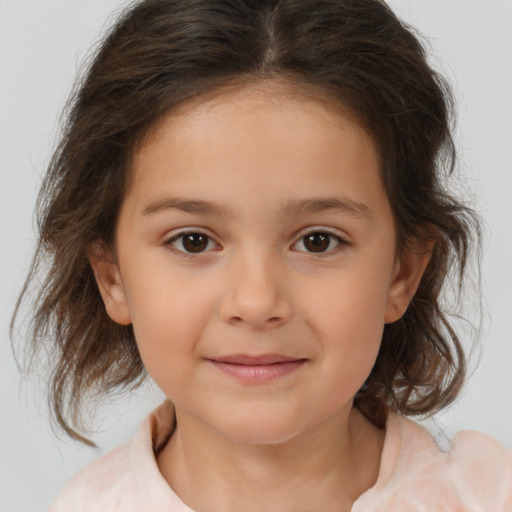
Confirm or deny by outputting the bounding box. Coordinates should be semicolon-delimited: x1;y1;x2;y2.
168;232;216;254
293;231;344;254
304;233;329;252
183;233;208;252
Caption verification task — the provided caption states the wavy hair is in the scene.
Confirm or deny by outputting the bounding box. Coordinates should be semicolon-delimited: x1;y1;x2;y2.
12;0;480;444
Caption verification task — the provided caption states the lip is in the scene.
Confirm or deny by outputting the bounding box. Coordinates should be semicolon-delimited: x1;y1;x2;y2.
212;354;303;365
207;354;307;383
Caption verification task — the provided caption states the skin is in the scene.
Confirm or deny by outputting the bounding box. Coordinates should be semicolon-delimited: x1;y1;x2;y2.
91;80;431;512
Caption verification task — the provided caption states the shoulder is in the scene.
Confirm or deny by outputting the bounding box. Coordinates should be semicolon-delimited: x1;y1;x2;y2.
46;401;189;512
47;442;133;511
447;428;512;507
354;413;512;512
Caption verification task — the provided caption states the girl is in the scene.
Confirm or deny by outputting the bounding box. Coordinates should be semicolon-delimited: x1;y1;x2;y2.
11;0;512;510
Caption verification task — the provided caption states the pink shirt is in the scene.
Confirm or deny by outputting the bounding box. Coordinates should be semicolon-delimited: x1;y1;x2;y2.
47;401;512;511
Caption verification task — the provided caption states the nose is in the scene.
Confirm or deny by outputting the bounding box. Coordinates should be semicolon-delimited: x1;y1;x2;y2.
219;249;293;330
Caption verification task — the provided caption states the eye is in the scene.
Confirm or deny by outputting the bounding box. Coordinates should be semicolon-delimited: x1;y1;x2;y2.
166;231;217;254
292;231;346;254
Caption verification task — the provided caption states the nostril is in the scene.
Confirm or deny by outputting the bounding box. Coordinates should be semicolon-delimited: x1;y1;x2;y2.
228;315;283;327
219;280;294;328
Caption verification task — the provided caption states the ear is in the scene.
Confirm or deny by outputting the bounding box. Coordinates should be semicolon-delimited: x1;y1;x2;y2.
88;244;132;326
384;240;433;324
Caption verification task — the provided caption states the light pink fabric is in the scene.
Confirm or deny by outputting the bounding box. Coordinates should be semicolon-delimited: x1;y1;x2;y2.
47;401;512;511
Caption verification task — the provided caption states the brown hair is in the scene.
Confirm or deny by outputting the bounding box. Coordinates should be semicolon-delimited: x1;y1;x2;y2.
12;0;480;445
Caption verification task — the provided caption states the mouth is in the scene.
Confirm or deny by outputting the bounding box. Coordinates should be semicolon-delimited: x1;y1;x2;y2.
206;354;308;383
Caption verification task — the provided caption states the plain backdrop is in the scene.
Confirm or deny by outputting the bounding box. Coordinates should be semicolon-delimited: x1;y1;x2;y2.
1;0;511;510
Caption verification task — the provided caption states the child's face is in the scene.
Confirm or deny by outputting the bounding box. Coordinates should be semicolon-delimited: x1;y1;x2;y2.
93;83;427;444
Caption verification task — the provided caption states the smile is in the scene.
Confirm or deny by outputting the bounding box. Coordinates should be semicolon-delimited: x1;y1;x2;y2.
207;354;308;383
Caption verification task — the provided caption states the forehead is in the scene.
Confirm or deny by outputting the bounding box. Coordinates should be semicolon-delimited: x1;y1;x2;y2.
136;79;370;155
125;80;386;220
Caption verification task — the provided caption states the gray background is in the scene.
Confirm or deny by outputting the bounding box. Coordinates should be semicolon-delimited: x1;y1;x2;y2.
1;0;511;510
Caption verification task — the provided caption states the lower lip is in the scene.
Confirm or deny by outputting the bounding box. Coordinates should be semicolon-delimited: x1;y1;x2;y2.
209;360;307;383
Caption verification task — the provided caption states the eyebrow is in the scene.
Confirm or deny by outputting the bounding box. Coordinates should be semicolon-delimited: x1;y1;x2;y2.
143;197;233;217
282;197;373;219
142;195;372;220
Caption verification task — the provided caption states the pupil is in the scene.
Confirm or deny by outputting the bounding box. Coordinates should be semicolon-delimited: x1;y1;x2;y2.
304;233;329;252
184;233;208;253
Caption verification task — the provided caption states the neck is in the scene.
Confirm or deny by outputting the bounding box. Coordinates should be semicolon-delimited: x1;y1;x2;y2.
157;405;384;512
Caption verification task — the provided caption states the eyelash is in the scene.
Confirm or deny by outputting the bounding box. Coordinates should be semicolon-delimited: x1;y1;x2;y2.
165;230;219;256
164;228;350;256
291;229;349;255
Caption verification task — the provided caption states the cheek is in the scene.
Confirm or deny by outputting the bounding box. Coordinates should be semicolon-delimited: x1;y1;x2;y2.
315;300;384;376
299;261;392;383
123;270;217;369
302;259;392;333
313;302;384;402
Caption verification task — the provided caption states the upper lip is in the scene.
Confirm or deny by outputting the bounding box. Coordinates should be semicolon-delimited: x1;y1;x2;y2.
208;354;305;365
